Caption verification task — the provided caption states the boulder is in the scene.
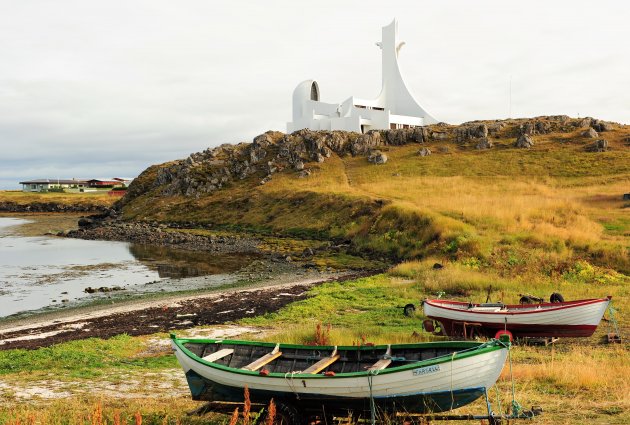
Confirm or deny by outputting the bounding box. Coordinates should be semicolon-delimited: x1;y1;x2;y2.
252;132;274;149
593;121;613;132
520;122;534;136
515;134;534;148
456;124;488;143
78;217;94;227
431;132;449;140
475;137;493;150
351;131;382;156
534;120;551;134
294;161;305;171
583;128;599;138
298;169;312;178
417;147;432;157
368;150;388;164
587;139;608;152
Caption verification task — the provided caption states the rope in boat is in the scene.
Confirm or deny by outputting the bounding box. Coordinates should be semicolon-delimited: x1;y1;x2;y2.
283;372;300;400
607;301;622;339
449;351;456;410
368;369;378;425
504;332;522;416
495;383;502;416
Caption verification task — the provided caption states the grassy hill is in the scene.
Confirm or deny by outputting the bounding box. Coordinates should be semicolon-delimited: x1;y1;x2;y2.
2;116;629;424
119;116;629;276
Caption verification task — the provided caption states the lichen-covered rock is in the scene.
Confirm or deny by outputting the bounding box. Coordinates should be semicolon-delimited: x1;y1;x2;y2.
515;134;534;148
368;150;388;164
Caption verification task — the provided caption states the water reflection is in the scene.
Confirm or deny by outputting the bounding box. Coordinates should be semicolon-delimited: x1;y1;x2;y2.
127;244;260;278
0;217;261;317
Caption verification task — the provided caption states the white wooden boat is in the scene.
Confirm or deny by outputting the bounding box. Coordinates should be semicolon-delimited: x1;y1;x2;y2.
171;335;509;415
423;297;611;338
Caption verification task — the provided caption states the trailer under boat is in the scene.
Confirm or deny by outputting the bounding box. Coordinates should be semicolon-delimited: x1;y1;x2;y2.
423;297;611;339
171;335;511;417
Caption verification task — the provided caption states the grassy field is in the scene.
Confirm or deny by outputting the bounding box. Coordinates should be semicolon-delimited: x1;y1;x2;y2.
0;191;117;208
1;120;629;424
1;270;628;424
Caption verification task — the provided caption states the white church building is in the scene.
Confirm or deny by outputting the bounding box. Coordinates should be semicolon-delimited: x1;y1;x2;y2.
287;20;438;134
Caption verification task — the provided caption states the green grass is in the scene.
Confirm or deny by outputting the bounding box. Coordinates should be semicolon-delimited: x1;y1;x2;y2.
0;335;177;379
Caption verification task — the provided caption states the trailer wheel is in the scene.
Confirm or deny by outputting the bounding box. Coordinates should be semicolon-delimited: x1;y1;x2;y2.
260;401;303;425
550;292;565;303
403;303;416;316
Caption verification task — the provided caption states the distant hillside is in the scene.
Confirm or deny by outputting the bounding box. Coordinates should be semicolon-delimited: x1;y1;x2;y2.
117;116;630;276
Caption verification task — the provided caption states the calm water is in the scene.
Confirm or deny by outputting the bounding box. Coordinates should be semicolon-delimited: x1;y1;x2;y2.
0;217;258;317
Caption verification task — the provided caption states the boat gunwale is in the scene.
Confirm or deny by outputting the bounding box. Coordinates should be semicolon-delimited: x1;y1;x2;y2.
424;297;610;316
171;336;506;379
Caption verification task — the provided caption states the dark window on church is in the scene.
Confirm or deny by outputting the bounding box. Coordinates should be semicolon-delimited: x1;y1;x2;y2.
310;83;319;101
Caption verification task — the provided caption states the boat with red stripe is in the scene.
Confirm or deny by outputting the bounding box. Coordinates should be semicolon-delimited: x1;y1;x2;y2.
422;296;611;338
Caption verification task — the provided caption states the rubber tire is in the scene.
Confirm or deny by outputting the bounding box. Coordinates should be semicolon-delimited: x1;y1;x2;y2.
550;292;565;303
260;401;303;425
403;303;416;316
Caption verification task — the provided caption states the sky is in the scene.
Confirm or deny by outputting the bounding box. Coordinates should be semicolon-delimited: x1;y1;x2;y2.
1;0;629;189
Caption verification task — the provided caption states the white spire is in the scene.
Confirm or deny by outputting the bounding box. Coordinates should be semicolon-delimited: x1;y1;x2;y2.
376;19;437;124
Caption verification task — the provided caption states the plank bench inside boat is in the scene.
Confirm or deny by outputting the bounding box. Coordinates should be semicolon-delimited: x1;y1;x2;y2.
302;346;339;374
367;344;392;371
242;343;282;371
202;348;234;363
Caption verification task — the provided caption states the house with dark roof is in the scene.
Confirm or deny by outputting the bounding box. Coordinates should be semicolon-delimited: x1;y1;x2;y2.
19;179;88;193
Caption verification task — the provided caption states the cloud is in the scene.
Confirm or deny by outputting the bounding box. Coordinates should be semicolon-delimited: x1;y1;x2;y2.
1;0;629;189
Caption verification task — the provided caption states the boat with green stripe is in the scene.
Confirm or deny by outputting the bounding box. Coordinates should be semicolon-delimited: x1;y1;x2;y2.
171;334;510;415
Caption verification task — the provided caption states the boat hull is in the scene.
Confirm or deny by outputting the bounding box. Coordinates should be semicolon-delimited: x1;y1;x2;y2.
184;368;486;413
172;338;508;414
424;298;610;338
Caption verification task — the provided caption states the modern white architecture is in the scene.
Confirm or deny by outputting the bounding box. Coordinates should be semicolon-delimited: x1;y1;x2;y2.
288;20;437;134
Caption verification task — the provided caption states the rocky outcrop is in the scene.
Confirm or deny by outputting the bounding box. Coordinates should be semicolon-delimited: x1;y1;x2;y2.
367;150;388;164
116;115;618;203
67;221;260;253
515;134;534;148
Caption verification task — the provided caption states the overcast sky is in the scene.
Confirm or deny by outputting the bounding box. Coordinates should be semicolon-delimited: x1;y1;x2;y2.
1;0;629;189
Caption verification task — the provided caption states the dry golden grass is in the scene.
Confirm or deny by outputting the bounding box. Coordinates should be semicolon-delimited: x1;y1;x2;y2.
0;190;116;207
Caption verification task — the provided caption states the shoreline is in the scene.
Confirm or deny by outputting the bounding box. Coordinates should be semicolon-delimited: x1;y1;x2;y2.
0;270;370;350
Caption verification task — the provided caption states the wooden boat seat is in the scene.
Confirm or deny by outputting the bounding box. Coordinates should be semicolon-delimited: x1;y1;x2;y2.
202;348;234;363
367;345;392;371
302;346;339;374
470;307;502;312
242;344;282;371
